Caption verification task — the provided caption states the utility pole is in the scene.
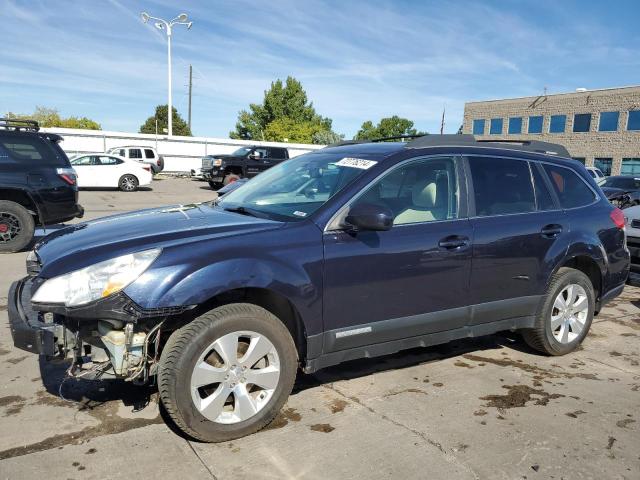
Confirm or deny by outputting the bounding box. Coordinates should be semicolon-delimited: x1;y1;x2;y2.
188;64;193;132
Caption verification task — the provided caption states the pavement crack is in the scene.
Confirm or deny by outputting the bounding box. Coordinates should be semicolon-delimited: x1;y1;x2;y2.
585;357;638;376
325;384;480;480
186;440;218;480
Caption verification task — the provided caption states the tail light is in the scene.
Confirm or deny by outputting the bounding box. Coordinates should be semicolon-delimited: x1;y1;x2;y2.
157;159;161;166
610;208;625;229
57;167;77;186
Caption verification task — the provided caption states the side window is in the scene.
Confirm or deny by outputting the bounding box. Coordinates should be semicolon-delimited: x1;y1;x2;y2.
469;157;535;216
271;148;286;158
144;149;155;159
353;157;458;225
531;164;556;211
97;156;119;165
129;149;142;159
71;156;92;166
119;149;126;157
254;148;269;158
542;164;596;209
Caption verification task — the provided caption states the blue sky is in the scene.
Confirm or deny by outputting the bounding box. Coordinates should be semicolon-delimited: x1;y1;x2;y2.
2;0;639;138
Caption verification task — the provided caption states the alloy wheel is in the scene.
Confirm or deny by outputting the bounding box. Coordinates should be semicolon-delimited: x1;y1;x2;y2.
0;212;21;243
551;284;588;344
190;331;281;424
121;176;137;191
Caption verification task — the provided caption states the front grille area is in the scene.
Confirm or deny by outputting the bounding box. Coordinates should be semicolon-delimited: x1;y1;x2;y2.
632;219;640;229
202;157;212;169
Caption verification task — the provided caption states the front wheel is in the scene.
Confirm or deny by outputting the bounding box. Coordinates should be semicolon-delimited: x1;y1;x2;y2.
0;201;35;253
158;304;298;442
119;174;139;192
208;180;222;190
522;267;594;355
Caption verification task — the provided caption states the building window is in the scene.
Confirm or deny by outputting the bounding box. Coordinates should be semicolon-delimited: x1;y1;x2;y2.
549;115;566;133
490;118;503;135
473;119;485;135
628;110;640;131
598;111;619;132
573;113;592;132
594;158;613;176
572;157;586;164
621;158;640;175
528;116;543;134
508;117;522;134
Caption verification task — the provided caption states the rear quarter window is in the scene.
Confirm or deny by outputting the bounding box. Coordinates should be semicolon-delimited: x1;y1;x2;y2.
144;149;155;159
0;133;66;166
542;164;597;208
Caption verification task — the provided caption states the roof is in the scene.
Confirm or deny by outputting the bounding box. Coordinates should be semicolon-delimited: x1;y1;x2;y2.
466;85;640;105
324;134;571;159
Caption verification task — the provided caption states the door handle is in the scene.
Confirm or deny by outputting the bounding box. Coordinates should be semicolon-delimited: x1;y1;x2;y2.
541;224;563;238
438;235;470;250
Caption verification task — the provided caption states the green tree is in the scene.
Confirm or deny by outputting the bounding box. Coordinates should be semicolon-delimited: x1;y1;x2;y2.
354;116;425;140
230;76;332;141
312;129;344;145
7;106;101;130
139;105;192;136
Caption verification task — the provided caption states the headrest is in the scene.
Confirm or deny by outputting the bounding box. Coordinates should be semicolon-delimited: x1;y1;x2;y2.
412;180;437;208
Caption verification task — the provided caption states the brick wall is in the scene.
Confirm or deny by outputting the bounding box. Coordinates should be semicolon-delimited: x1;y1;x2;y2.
463;86;640;175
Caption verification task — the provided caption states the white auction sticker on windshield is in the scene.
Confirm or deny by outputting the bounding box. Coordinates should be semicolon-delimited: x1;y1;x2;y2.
335;157;377;170
293;211;308;217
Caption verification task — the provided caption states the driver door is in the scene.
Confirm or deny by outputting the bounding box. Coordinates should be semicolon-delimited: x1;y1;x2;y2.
322;156;473;353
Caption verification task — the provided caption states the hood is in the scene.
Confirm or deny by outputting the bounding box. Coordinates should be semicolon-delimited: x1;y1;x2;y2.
601;187;628;197
35;203;281;277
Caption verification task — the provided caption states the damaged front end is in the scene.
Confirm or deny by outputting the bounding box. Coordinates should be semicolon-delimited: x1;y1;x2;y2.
8;275;190;384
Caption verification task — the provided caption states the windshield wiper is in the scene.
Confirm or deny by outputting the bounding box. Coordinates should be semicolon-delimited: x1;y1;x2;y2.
223;206;261;218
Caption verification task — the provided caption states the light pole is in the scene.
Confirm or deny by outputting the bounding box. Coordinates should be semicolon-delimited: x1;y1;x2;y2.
141;12;192;137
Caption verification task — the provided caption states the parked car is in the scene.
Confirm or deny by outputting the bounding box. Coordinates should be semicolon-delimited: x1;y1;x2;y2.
202;146;289;190
600;175;640;207
108;146;164;174
586;166;605;183
9;135;630;442
624;205;640;286
190;167;205;181
70;154;152;192
0;118;83;253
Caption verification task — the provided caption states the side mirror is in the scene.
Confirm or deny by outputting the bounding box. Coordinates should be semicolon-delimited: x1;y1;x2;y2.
345;203;394;232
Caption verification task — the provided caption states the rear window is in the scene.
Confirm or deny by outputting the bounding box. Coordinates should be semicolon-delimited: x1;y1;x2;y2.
0;133;66;166
542;164;596;208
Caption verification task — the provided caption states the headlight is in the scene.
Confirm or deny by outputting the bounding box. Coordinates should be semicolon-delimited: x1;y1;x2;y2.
32;248;161;307
213;159;223;167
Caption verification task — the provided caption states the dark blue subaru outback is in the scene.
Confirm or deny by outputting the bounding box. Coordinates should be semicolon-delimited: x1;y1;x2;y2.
8;135;630;441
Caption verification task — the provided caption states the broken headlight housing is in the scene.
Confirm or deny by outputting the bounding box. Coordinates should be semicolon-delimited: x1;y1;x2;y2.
32;248;161;307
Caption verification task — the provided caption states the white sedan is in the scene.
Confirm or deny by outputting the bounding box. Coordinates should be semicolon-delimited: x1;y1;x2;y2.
70;154;153;192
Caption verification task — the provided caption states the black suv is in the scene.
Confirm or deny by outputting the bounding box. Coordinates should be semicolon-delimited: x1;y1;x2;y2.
202;146;289;189
9;135;630;442
0;118;83;253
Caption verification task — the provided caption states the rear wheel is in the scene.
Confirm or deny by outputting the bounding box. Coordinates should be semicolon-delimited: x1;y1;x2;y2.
208;181;222;190
522;267;594;355
158;303;298;442
0;201;35;253
119;174;139;192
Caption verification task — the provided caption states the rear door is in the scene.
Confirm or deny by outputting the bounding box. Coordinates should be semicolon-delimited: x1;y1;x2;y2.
466;156;565;325
70;155;98;187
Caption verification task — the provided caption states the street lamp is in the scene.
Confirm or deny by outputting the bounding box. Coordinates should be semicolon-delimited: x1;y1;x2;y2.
141;12;192;136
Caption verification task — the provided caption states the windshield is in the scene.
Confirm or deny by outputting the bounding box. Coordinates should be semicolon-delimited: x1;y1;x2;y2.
231;147;253;156
603;177;640;190
218;152;379;221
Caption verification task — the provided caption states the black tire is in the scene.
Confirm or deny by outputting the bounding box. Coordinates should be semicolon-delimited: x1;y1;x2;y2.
522;267;595;355
158;303;298;442
208;180;222;190
0;200;35;253
223;174;241;186
119;174;139;192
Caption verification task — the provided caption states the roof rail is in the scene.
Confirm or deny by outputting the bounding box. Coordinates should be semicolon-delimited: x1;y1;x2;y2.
0;117;40;132
405;134;571;157
327;134;424;148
